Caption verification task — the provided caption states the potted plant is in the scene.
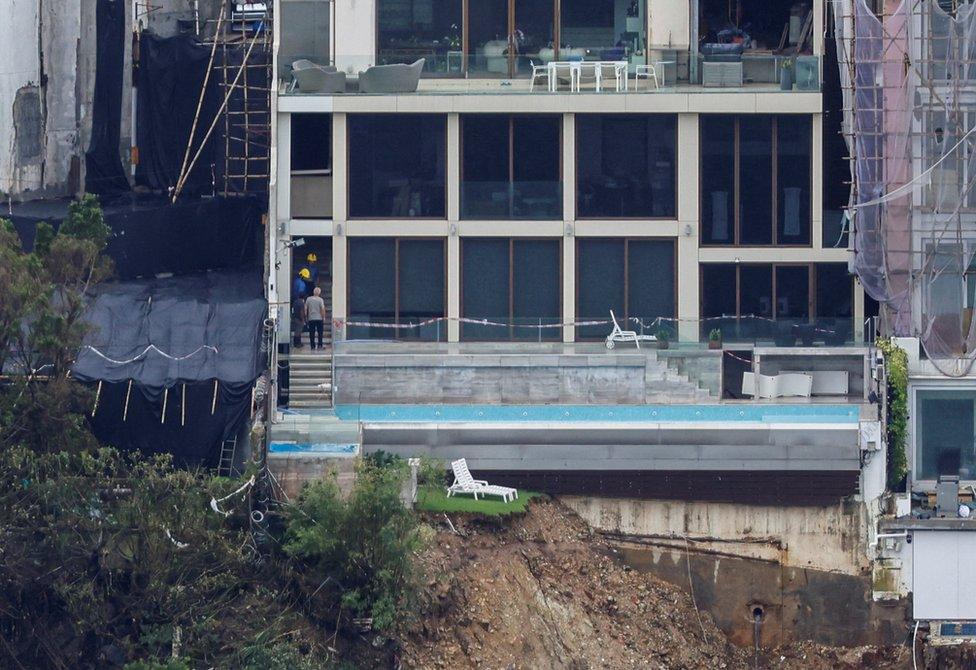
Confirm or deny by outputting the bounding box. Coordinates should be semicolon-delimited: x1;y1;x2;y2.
655;327;671;350
708;328;722;350
780;59;794;91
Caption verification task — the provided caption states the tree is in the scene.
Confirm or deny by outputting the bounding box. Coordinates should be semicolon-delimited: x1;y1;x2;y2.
0;194;112;454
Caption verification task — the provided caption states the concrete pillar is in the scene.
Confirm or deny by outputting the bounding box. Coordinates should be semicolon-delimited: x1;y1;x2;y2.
563;113;576;343
448;235;460;342
332;113;348;221
563;237;576;343
854;278;866;342
811;113;824;249
332;234;348;341
277;113;292;223
446;113;461;342
332;113;348;341
677;113;700;343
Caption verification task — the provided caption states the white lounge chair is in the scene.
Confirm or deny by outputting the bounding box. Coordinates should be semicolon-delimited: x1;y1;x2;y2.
447;458;518;503
605;310;656;349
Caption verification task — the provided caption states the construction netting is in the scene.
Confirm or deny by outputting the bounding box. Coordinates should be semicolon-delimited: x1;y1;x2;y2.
834;0;976;374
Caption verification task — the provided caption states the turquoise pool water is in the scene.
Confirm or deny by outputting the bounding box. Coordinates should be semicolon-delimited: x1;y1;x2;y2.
333;404;859;424
269;442;358;454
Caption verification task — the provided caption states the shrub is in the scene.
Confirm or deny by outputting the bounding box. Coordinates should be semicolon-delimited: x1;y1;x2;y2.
284;459;425;631
877;338;909;491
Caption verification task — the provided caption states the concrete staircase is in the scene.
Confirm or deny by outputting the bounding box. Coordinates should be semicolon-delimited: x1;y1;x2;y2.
289;281;333;408
642;351;717;403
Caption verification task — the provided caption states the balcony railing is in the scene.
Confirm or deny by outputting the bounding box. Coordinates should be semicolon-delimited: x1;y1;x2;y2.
279;53;822;95
337;314;866;346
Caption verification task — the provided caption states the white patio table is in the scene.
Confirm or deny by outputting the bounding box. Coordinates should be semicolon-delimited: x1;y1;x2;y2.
546;60;629;92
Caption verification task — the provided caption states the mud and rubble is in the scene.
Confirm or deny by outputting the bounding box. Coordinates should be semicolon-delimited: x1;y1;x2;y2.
399;498;911;670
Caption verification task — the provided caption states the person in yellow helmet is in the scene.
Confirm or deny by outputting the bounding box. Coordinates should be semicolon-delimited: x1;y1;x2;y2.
299;252;319;285
293;267;312;299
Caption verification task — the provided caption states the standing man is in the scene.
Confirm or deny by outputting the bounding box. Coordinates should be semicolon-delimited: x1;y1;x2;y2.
291;293;306;348
305;287;327;350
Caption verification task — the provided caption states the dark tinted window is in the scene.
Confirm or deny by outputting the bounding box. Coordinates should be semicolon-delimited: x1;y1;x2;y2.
577;115;677;218
348;115;446;218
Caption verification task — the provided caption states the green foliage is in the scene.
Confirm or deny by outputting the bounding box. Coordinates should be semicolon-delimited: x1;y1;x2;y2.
61;192;110;250
416;455;449;488
0;195;113;454
284;460;424;632
33;220;55;257
708;328;722;341
655;327;671;342
877;339;909;491
0;446;346;669
415;486;543;516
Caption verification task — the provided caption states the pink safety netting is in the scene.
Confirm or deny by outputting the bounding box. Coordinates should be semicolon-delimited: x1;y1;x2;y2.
834;0;976;375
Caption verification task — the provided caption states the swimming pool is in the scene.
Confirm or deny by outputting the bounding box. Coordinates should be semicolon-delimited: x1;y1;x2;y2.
269;442;359;455
333;404;859;424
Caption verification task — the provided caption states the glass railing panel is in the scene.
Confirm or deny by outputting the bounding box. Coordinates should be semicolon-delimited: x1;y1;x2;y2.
460;181;562;220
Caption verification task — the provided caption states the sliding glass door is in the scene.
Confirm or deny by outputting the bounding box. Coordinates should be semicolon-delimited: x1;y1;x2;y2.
380;0;647;78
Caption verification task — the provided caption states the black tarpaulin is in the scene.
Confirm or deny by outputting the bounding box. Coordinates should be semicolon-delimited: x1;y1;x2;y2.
135;30;271;196
135;32;222;195
73;271;266;388
85;0;130;195
9;194;263;279
72;270;267;466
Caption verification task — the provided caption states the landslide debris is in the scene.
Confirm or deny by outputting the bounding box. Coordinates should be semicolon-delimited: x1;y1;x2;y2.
398;498;910;670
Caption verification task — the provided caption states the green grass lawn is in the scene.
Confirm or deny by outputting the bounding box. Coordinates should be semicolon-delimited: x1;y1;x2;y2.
415;486;544;516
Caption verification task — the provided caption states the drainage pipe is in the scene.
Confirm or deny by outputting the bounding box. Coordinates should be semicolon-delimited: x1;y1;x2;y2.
870;531;909;548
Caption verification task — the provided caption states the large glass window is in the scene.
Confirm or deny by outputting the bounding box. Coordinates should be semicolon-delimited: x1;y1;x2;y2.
291;113;333;219
378;0;646;78
701;263;852;342
576;238;675;339
377;0;464;73
701;115;812;246
461;238;561;339
576;115;676;218
347;238;445;339
348;115;446;218
559;0;646;64
916;389;976;481
461;115;561;220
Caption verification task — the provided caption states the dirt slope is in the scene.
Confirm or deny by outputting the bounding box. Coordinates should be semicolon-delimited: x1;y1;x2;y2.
398;498;910;670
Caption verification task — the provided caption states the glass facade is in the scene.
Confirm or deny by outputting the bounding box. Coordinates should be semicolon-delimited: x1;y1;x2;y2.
461;238;561;339
916;389;976;481
348;114;446;218
461;115;562;220
701;115;812;246
576;115;677;219
347;238;446;340
576;238;676;339
700;263;853;343
377;0;646;78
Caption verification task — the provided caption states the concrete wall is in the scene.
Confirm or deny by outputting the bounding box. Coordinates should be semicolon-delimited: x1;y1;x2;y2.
334;0;374;74
562;495;908;646
334;346;714;404
0;0;94;200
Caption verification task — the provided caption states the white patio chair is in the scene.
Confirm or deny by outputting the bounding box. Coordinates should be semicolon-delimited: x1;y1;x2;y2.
605;310;656;349
447;458;518;503
530;60;551;91
635;64;659;91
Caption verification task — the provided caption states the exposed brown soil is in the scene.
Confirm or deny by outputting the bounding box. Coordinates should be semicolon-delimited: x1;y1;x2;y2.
398;498;911;670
